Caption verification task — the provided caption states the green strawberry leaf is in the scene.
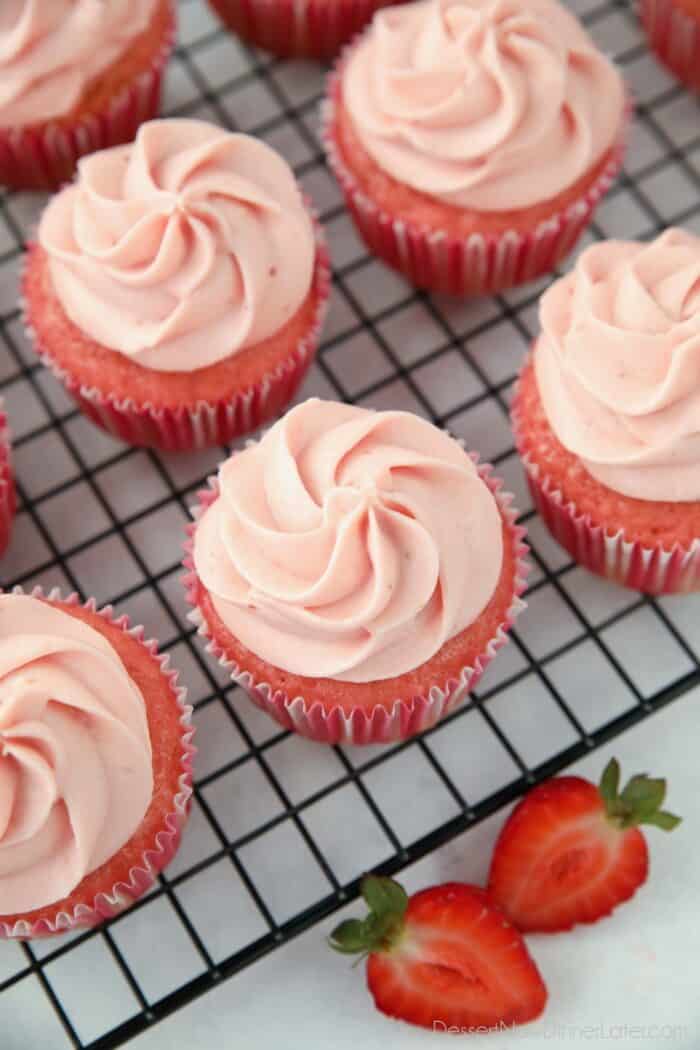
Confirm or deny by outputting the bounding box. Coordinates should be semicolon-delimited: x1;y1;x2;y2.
365;910;403;945
361;876;408;920
599;759;681;832
599;758;620;805
328;876;408;960
620;774;666;812
643;810;682;832
329;919;372;954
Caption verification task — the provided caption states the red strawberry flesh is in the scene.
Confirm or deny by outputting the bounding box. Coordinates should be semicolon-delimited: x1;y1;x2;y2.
368;884;547;1028
331;878;547;1031
488;760;679;933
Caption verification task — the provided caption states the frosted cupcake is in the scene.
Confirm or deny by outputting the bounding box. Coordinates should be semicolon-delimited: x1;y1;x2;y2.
323;0;627;297
641;0;700;92
0;0;176;191
23;119;330;451
208;0;400;59
512;228;700;595
184;398;528;745
0;591;194;939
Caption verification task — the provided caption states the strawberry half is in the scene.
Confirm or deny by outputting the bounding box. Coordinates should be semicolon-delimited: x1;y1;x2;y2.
329;876;547;1031
488;758;681;933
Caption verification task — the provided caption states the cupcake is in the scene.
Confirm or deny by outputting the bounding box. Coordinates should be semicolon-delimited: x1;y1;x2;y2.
184;398;528;745
0;589;194;939
0;1;176;192
23;119;330;452
208;0;399;59
323;0;627;298
512;228;700;596
641;0;700;92
0;401;15;559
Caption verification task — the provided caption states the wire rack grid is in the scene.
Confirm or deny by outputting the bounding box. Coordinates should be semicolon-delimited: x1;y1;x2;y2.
0;1;699;1047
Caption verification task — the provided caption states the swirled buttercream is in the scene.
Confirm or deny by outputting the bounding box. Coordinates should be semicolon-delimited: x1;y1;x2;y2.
0;595;153;914
193;398;504;682
341;0;625;211
38;119;316;372
535;228;700;502
0;0;158;128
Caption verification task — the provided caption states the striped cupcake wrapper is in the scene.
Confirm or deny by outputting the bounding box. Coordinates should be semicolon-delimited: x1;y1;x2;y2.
0;587;195;940
182;458;529;746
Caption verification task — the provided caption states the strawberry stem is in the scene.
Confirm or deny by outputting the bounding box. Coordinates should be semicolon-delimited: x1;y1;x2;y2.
329;876;408;957
599;758;681;832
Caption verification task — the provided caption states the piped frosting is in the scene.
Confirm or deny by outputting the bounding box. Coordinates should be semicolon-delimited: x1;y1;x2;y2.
0;0;158;128
0;596;153;914
193;398;504;683
342;0;625;211
535;228;700;502
38;119;316;373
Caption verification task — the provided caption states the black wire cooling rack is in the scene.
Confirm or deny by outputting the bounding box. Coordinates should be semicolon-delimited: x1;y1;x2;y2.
1;0;699;1047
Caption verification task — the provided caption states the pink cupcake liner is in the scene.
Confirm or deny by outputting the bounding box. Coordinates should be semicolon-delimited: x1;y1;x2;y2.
640;0;700;91
0;5;176;192
322;55;629;297
0;586;195;940
22;220;331;452
0;401;15;558
208;0;399;59
511;377;700;596
182;458;529;746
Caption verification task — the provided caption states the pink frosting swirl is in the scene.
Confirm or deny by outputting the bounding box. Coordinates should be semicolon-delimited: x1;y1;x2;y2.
342;0;624;211
0;596;152;915
535;228;700;502
0;0;158;128
193;399;503;683
38;119;316;373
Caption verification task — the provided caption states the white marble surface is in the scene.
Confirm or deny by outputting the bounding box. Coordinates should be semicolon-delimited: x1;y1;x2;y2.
131;689;700;1050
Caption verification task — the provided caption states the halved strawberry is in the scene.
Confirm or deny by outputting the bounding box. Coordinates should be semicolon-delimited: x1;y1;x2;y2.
488;758;681;933
329;876;547;1031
